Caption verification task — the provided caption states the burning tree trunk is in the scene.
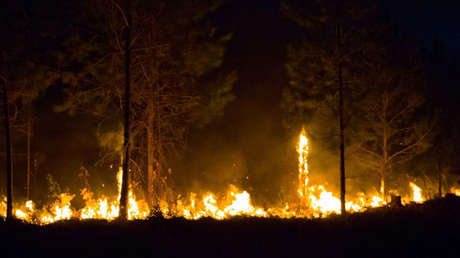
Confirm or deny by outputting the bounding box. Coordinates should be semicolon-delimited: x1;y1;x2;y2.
282;1;373;216
1;75;13;220
119;0;131;221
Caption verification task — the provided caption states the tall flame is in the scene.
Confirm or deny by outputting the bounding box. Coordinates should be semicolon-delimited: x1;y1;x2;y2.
296;128;387;216
297;128;309;198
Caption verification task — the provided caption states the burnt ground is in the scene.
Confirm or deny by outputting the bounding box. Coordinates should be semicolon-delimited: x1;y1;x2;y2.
1;195;460;258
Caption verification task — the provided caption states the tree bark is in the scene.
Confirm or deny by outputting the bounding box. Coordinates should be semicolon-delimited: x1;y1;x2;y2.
337;23;346;215
2;79;13;220
119;0;131;221
26;103;32;200
381;91;388;197
381;88;392;198
147;111;155;209
437;161;442;198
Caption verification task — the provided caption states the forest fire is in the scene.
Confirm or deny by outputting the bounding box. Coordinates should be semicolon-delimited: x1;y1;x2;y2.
0;129;456;224
2;2;460;258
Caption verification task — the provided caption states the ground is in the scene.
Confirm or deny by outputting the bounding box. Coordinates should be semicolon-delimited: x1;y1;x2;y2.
1;195;459;258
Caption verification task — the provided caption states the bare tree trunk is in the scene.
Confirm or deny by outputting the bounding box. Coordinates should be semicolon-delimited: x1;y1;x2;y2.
2;78;13;220
147;111;155;209
119;0;131;221
150;54;163;211
381;90;389;197
26;103;32;200
437;161;442;198
381;130;387;196
337;23;346;215
155;69;162;188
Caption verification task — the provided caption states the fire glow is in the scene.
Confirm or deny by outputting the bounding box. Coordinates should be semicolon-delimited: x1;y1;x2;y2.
1;129;456;224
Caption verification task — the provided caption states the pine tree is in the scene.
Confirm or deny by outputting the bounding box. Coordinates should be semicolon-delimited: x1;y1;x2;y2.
1;72;13;220
282;0;376;214
53;0;236;211
0;0;61;217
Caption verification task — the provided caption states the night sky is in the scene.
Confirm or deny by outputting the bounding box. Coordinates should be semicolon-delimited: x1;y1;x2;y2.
388;0;460;52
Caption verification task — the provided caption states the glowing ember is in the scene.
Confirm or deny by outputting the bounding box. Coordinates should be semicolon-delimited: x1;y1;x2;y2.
0;196;6;217
174;185;267;220
451;187;460;196
223;186;266;217
309;186;341;216
15;209;27;220
51;193;74;221
203;194;225;219
78;168;149;221
25;200;34;210
409;182;424;203
370;196;386;208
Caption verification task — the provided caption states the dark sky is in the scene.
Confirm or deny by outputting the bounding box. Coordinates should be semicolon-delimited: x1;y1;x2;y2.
387;0;460;51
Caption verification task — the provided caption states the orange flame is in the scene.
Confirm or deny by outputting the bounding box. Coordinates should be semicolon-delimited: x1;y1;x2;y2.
0;128;451;223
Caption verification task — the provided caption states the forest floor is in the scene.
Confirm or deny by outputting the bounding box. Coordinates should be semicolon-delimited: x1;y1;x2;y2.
1;195;459;258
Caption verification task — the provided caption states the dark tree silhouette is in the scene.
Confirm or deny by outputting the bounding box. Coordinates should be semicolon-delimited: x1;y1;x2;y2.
1;74;13;220
118;0;131;221
53;0;235;212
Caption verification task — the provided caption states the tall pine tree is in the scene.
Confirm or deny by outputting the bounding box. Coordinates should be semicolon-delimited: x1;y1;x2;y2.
282;0;376;214
53;0;236;211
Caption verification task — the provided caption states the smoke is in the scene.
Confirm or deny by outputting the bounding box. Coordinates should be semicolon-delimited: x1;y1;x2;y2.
169;91;299;207
96;123;124;163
